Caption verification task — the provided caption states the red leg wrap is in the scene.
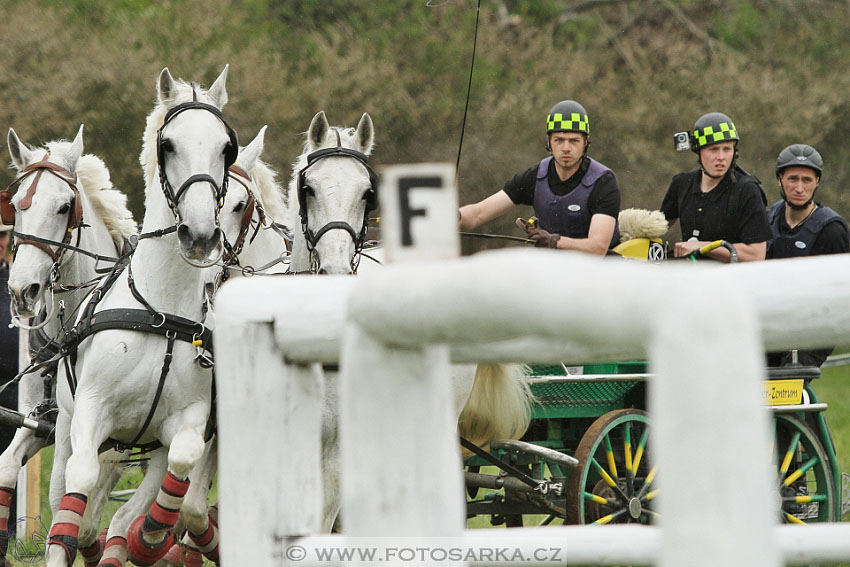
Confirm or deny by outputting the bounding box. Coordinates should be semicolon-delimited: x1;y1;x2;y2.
79;533;105;567
127;515;174;567
188;517;219;564
96;535;127;567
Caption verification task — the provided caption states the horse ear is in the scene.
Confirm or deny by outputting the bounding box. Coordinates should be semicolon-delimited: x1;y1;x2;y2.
7;128;33;171
238;125;267;173
158;67;177;104
308;111;329;151
64;125;85;174
355;113;375;156
208;64;229;109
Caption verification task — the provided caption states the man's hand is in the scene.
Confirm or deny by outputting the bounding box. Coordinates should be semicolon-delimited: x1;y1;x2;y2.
516;217;560;248
528;229;561;248
673;240;709;257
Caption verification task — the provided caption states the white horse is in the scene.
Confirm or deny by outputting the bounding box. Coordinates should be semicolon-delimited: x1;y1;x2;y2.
153;127;294;567
0;126;138;566
287;111;534;530
45;66;233;567
215;125;292;283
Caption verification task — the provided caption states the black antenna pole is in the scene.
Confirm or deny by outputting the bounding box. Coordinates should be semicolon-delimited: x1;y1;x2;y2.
455;0;481;183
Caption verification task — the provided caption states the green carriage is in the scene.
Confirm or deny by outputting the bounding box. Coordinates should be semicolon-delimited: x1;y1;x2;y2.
465;361;847;526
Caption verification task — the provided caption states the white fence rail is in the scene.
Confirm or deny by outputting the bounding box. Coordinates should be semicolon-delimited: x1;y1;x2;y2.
215;163;850;567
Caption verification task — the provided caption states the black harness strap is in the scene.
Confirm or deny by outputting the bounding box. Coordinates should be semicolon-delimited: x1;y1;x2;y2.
72;309;213;352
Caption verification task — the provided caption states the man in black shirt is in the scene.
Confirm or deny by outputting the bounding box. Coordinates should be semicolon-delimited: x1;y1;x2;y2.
459;100;620;256
765;144;849;367
660;112;771;262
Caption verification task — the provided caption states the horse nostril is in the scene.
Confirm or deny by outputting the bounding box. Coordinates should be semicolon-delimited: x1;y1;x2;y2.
23;283;40;302
177;223;191;242
317;268;328;275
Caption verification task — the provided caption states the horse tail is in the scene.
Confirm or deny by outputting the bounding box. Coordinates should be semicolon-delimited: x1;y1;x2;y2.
458;363;534;451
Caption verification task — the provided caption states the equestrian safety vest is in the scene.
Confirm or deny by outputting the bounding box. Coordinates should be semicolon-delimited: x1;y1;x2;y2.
533;156;620;247
767;201;846;258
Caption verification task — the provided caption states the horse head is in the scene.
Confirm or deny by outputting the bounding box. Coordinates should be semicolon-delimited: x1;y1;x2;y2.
219;126;267;264
153;66;236;266
291;111;375;275
4;126;86;318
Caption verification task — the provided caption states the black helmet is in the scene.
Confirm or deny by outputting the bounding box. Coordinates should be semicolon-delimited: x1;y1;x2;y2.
546;100;589;135
692;112;738;152
776;144;822;178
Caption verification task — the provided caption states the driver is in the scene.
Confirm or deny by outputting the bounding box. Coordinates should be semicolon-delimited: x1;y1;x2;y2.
765;144;849;368
458;100;621;256
659;112;771;262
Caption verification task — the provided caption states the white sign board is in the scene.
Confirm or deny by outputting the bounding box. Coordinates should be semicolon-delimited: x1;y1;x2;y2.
379;163;459;263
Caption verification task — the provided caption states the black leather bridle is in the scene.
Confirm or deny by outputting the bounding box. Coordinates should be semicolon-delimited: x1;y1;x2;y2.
296;129;378;272
155;85;238;224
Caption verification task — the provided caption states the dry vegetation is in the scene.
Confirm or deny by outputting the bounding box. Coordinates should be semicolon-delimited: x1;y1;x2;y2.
1;0;848;250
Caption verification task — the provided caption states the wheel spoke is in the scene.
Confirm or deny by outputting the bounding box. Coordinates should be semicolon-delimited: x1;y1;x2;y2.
633;428;649;473
779;431;802;476
624;422;633;476
783;512;806;525
604;434;618;479
591;508;629;525
782;456;818;488
643;489;659;502
590;457;629;502
583;491;612;507
782;494;827;504
636;465;657;499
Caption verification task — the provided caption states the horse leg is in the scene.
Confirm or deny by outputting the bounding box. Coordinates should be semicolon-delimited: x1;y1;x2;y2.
45;412;109;567
98;447;167;567
77;460;122;567
128;408;207;566
180;438;218;564
322;373;341;533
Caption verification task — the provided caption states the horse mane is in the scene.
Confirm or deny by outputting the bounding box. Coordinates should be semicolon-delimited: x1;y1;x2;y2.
44;140;138;248
249;159;288;224
139;77;217;201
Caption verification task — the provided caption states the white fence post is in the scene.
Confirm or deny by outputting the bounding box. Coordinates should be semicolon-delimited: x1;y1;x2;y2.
650;278;779;567
216;314;324;565
339;163;465;556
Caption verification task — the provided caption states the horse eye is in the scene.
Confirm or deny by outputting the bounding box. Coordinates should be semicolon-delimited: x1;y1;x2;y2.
162;139;175;153
304;185;315;197
233;201;245;213
57;203;71;215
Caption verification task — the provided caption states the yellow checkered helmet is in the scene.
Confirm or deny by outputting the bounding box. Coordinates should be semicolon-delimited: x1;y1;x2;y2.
546;100;589;135
692;112;738;151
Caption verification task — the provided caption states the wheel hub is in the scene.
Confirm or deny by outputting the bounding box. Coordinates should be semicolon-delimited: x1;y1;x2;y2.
628;497;642;519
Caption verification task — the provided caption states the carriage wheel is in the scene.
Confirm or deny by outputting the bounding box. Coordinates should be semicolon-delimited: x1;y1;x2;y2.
566;409;656;525
772;414;835;523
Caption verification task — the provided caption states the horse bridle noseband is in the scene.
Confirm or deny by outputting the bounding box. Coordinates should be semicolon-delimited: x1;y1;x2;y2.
155;85;239;224
296;129;378;272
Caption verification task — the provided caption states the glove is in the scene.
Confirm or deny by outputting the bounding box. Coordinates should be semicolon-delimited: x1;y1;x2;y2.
528;228;561;248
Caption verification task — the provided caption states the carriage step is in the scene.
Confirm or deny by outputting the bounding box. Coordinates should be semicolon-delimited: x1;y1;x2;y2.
490;439;579;468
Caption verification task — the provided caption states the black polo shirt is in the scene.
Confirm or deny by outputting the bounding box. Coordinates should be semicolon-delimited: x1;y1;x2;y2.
660;167;771;243
502;157;620;219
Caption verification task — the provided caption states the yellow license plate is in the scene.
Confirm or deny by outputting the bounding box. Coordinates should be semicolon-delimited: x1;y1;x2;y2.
762;379;804;406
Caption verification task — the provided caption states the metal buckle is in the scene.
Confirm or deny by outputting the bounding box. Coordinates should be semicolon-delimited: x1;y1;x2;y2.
151;313;166;328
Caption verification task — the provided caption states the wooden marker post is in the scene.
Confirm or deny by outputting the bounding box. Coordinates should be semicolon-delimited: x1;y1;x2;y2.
340;163;465;561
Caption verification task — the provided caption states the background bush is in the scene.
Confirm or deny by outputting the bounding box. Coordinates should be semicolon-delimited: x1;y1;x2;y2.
1;0;848;250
